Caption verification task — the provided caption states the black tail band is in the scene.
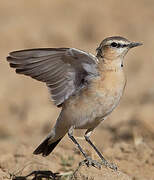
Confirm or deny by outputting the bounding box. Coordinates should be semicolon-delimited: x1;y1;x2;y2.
33;137;62;157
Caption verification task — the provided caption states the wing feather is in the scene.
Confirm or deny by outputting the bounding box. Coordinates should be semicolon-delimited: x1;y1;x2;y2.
7;48;99;106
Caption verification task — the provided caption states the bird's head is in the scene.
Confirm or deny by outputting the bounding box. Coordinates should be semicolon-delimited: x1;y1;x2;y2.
96;36;142;61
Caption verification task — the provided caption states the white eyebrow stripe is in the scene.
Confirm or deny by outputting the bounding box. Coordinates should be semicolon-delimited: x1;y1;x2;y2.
109;40;130;45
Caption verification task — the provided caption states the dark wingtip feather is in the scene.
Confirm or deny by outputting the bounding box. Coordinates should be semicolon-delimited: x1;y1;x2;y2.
6;56;11;62
15;68;26;74
9;63;17;68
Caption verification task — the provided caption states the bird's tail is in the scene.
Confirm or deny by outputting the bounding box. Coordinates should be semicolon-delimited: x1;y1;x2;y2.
33;112;69;157
33;136;63;157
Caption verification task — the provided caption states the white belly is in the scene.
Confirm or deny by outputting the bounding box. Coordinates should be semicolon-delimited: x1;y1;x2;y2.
70;89;123;129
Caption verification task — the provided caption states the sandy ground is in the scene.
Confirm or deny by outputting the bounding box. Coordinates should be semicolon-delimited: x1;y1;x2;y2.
0;0;154;179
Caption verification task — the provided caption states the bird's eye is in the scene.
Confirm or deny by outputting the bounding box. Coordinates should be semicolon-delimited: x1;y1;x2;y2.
111;42;118;47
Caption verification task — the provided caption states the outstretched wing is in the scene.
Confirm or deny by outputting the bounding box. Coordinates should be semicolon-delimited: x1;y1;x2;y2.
7;48;99;106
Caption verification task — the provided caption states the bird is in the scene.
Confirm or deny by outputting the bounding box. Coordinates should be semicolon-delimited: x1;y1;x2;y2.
7;36;142;170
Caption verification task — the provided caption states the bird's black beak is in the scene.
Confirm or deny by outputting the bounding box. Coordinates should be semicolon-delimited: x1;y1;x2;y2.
129;42;143;48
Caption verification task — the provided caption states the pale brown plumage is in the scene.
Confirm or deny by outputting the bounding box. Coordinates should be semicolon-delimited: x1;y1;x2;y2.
7;36;142;169
7;48;99;106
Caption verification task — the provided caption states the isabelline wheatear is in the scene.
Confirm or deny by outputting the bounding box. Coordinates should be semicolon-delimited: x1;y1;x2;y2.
7;36;142;170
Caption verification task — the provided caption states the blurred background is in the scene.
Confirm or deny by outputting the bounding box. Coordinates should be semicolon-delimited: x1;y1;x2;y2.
0;0;154;179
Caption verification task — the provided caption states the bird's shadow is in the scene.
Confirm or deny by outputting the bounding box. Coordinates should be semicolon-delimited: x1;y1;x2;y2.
11;170;61;180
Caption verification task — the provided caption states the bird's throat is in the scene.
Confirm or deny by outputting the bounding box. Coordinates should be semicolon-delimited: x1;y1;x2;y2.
99;58;124;72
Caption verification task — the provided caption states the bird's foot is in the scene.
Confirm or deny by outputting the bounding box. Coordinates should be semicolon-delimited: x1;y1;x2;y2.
101;159;117;171
79;156;101;169
78;157;117;171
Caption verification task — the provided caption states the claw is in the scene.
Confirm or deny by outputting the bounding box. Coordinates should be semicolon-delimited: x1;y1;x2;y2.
79;157;101;169
79;157;117;171
101;160;117;171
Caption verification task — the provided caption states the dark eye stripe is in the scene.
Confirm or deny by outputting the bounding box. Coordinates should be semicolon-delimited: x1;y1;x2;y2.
117;43;121;48
122;44;128;47
111;42;129;48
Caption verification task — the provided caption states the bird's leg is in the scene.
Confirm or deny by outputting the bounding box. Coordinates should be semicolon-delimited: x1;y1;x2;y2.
85;129;117;171
68;126;101;169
